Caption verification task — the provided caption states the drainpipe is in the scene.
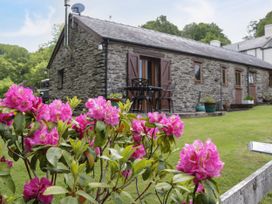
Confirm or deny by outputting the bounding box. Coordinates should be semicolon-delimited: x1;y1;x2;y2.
246;67;250;96
104;39;109;98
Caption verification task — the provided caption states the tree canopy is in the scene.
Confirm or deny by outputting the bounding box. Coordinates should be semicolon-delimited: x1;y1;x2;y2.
0;24;62;97
141;16;231;45
181;23;231;45
141;15;181;36
246;11;272;38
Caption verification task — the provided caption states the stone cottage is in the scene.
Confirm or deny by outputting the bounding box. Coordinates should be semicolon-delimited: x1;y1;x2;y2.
47;14;272;112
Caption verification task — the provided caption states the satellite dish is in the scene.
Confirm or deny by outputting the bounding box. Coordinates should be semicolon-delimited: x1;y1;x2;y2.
71;3;85;15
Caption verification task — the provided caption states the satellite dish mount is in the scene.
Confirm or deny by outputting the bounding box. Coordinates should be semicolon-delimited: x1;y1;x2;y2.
71;3;85;15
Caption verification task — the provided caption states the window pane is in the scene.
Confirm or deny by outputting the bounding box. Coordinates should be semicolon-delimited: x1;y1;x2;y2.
194;63;201;81
248;72;254;84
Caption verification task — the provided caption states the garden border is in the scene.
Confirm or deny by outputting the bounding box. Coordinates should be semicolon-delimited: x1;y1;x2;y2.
220;160;272;204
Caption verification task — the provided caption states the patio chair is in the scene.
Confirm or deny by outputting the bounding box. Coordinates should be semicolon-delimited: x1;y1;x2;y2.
156;82;175;113
130;78;153;112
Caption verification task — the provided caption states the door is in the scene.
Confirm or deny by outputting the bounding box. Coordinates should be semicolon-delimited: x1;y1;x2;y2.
160;59;171;110
235;70;242;104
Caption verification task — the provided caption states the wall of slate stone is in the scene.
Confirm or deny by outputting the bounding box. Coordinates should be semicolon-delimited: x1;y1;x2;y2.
48;22;272;112
48;20;106;102
107;41;272;112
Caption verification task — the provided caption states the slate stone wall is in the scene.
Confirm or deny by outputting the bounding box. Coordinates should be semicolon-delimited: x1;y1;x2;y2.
107;41;272;112
48;21;106;102
48;23;272;112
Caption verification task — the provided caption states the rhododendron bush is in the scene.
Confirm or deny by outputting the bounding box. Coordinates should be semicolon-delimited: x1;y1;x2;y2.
0;85;224;204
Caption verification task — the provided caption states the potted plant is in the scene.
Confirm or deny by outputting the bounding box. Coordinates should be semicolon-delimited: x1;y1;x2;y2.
223;100;231;111
107;93;123;107
203;96;216;113
243;96;254;104
195;91;205;112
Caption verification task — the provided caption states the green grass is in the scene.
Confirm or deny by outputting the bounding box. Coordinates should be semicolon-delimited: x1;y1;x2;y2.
1;105;272;203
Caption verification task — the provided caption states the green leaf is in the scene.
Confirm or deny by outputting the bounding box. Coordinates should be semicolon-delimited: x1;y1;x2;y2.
88;182;110;188
173;174;194;184
57;121;69;138
43;186;68;195
13;112;26;135
120;145;134;162
155;182;172;194
0;175;15;193
133;159;152;175
109;148;123;160
46;147;62;167
202;179;220;202
120;190;134;202
94;121;106;147
111;192;123;204
76;190;98;203
60;196;79;204
0;162;10;176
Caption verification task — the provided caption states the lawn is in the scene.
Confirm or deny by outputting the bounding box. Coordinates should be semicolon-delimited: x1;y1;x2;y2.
1;105;272;203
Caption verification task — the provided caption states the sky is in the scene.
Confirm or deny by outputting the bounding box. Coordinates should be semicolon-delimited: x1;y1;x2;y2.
0;0;272;52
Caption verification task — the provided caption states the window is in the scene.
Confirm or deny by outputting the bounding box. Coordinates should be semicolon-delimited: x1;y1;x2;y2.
248;72;255;84
235;70;241;86
57;69;64;89
222;67;227;86
139;57;160;86
269;72;272;87
194;62;202;83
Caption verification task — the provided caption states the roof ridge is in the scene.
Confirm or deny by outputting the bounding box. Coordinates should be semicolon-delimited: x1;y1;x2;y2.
72;14;272;69
77;14;232;50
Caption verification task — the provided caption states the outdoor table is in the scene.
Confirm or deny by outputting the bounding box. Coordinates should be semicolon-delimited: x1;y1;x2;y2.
123;86;162;112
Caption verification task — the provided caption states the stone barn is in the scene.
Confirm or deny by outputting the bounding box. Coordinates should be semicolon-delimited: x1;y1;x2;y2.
48;14;272;112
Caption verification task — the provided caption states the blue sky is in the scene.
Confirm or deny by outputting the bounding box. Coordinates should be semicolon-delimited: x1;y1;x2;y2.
0;0;272;52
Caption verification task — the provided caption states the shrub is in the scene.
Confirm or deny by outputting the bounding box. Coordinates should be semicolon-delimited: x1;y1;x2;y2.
0;85;224;204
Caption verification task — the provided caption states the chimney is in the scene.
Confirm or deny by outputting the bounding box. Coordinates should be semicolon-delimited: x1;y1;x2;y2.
64;0;70;47
210;40;221;47
265;24;272;37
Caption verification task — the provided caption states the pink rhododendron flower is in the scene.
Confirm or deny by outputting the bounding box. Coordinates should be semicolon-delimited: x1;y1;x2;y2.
163;115;184;138
85;96;120;126
147;112;166;123
23;177;53;204
176;139;224;182
131;116;158;142
131;144;146;159
3;84;36;112
24;125;59;152
48;100;72;123
72;114;94;138
0;156;13;168
122;169;132;179
0;112;14;126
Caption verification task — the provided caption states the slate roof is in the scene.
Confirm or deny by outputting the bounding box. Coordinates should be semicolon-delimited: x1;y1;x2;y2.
224;36;272;51
49;14;272;70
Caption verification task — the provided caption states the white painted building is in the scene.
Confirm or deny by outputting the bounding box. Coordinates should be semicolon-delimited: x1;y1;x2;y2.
224;25;272;64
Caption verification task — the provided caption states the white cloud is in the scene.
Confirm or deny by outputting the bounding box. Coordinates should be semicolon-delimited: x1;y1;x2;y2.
0;7;56;37
176;0;216;24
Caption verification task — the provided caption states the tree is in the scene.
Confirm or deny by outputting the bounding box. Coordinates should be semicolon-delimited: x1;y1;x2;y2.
0;77;14;98
141;15;181;36
0;24;63;89
181;22;231;45
246;11;272;38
